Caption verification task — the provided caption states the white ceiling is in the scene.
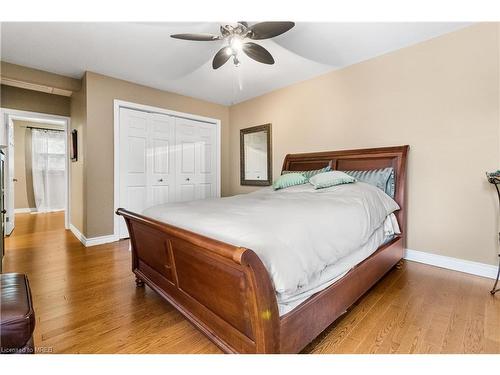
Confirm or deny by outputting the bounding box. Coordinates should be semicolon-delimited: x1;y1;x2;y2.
1;22;472;105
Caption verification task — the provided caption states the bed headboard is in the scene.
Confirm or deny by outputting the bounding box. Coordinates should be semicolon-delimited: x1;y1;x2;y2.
281;145;409;238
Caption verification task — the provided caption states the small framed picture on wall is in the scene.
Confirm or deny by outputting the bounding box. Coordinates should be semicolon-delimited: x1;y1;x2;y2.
71;129;78;162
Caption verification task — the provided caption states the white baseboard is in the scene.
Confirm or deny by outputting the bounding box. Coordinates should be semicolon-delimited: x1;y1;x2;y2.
85;234;119;247
30;209;64;214
404;249;498;280
69;223;86;244
69;224;119;247
14;208;35;214
16;208;65;214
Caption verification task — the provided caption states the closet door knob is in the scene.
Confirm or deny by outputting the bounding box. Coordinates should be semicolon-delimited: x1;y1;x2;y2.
158;178;163;182
186;177;190;182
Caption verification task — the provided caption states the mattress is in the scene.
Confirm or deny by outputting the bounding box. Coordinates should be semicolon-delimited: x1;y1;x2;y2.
277;214;399;315
143;182;401;316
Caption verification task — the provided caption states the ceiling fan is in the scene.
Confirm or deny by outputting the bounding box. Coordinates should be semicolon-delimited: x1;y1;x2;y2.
170;22;295;69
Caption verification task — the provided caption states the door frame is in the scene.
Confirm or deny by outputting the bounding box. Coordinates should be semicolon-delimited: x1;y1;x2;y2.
0;108;71;231
113;99;222;239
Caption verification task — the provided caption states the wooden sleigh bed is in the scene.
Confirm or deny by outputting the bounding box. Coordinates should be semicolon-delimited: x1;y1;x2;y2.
116;145;409;354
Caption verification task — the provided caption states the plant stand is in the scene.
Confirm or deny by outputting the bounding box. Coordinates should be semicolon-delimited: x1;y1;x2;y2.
487;173;500;295
491;253;500;295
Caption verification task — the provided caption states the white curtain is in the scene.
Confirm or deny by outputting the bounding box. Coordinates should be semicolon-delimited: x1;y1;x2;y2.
31;129;66;212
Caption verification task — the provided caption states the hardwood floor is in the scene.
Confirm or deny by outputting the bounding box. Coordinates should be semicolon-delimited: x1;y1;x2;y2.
3;212;500;354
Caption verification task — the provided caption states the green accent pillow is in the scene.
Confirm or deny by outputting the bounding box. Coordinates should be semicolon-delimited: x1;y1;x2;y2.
273;173;308;190
282;165;331;181
309;171;356;190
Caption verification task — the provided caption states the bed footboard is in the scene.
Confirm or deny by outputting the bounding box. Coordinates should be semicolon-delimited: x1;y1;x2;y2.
116;208;280;354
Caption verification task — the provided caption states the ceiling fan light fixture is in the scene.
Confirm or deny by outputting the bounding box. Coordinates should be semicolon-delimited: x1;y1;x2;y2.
229;35;243;52
170;22;295;70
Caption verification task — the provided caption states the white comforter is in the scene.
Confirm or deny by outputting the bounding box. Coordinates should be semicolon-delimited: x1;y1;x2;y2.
143;182;400;299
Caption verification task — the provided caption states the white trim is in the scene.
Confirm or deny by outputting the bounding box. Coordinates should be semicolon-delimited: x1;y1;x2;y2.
69;223;86;244
0;77;73;97
1;107;71;230
113;99;222;239
70;223;119;247
30;209;64;214
114;100;222;125
14;208;35;214
0;108;69;124
85;234;120;247
404;248;498;280
113;102;120;239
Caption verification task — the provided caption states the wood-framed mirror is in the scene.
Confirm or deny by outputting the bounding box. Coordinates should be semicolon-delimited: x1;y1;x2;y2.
240;124;272;186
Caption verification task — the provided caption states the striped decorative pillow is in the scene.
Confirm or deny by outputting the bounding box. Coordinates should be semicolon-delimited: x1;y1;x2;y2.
309;171;356;189
342;167;395;198
272;173;308;190
282;165;331;181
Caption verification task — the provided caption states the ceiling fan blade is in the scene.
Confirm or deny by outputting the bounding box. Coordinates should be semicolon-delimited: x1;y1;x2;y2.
212;46;232;69
170;33;221;41
242;42;275;65
248;22;295;40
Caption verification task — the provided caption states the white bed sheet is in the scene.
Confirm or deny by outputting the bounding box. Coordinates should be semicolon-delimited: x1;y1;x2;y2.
143;182;400;315
277;214;399;315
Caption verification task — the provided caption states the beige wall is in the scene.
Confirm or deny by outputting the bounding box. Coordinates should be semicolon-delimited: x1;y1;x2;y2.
12;120;65;210
1;85;71;116
83;72;230;237
229;23;500;266
69;75;87;234
1;61;80;116
0;61;81;116
13;120;32;209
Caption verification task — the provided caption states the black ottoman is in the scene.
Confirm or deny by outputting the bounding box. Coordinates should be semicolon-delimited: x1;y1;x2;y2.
1;273;36;354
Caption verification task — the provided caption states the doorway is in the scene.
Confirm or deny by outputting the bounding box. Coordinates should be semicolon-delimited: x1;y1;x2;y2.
1;108;71;234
